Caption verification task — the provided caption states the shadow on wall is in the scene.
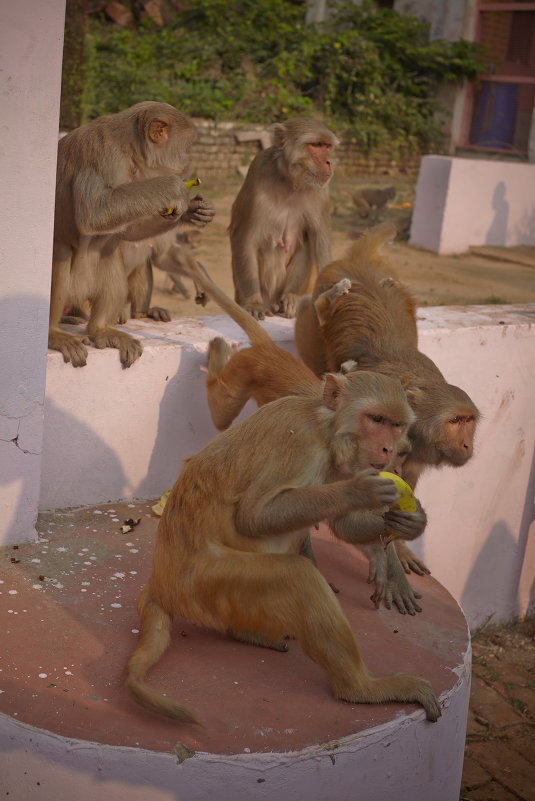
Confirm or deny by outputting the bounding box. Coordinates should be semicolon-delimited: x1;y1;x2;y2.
485;181;509;246
42;396;129;508
460;445;535;628
0;295;50;542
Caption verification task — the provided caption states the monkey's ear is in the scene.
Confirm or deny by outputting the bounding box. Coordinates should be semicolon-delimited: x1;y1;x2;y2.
405;387;424;407
148;118;169;145
323;373;346;410
271;123;287;149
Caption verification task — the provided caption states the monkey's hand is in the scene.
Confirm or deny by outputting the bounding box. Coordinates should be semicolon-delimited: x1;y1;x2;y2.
48;329;90;368
181;196;216;228
367;542;423;616
394;540;431;577
346;469;399;511
383;501;427;542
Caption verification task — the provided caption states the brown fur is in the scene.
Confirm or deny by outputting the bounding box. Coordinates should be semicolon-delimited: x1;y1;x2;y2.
125;372;441;723
229;117;339;320
295;222;480;488
50;101;214;367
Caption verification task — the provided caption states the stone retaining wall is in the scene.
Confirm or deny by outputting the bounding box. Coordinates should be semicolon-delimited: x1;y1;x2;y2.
190;118;422;178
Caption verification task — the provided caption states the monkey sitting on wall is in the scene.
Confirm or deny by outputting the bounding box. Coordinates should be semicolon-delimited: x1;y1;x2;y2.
229;117;338;320
51;101;215;367
353;185;396;222
125;369;441;723
173;257;427;616
294;222;480;491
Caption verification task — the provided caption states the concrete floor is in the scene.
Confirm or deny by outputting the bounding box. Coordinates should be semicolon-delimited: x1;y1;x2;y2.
0;500;469;759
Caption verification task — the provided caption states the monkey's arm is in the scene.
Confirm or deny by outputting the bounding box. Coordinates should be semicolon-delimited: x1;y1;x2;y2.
235;470;397;539
74;172;190;236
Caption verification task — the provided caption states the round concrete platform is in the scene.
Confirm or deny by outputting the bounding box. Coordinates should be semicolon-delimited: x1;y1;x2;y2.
0;501;471;800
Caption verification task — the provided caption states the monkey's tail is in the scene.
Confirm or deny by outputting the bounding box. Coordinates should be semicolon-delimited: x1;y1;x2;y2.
125;588;200;724
178;256;273;348
347;222;397;262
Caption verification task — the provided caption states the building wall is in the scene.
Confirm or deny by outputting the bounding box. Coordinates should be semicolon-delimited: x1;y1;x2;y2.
38;306;535;630
0;0;66;546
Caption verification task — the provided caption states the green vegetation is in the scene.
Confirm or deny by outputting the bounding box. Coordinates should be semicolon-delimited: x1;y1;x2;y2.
82;0;483;153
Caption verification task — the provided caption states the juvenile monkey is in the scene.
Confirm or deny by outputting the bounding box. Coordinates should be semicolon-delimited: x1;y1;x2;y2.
229;117;338;320
294;222;480;489
50;101;215;367
125;370;441;723
353;185;396;221
175;259;427;614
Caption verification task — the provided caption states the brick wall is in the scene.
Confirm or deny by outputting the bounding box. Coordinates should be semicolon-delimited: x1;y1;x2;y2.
189;118;422;178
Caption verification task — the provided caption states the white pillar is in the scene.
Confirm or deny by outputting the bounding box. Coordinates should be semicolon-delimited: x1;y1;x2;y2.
0;0;66;545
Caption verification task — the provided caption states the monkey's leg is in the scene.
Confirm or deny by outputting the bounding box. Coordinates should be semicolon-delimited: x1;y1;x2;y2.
87;252;144;368
294;295;328;376
168;272;191;299
314;278;352;326
201;551;440;721
206;338;253;430
49;247;91;367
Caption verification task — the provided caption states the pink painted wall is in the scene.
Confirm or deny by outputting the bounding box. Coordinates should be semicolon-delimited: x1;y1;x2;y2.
0;0;65;546
410;155;535;254
38;305;535;629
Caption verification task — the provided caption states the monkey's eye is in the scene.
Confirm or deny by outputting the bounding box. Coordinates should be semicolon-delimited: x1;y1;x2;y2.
369;414;384;424
449;416;461;424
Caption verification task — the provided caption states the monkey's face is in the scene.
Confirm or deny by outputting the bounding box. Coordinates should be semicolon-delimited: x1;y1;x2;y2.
358;410;409;472
435;413;478;466
303;140;336;184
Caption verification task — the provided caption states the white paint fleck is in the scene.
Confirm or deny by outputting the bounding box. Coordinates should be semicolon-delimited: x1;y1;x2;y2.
38;673;48;679
31;559;41;564
129;549;139;554
93;510;103;515
114;572;125;578
65;670;73;676
110;603;122;608
56;547;67;553
32;584;43;590
81;581;90;586
131;629;139;634
8;590;17;595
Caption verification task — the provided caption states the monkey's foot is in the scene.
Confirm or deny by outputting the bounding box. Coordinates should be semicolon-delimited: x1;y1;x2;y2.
275;292;300;318
227;627;289;652
146;306;172;322
91;328;143;368
48;329;90;368
335;674;441;722
369;576;423;616
207;337;237;378
395;541;431;576
241;293;266;320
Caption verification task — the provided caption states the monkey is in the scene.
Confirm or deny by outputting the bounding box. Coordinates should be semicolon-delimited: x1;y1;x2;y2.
50;101;215;367
229;117;338;321
294;222;480;490
125;369;441;723
174;257;427;615
119;230;209;323
353;185;396;221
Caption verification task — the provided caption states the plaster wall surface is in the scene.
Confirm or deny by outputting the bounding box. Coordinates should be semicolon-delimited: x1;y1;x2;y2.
0;0;65;546
410;156;535;254
38;305;535;629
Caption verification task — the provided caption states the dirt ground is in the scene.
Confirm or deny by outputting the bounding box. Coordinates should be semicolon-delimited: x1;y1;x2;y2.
462;619;535;801
149;173;535;798
150;173;535;316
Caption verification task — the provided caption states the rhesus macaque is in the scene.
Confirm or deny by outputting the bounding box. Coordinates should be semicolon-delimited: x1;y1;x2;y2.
175;259;427;614
119;231;209;323
294;222;480;490
125;370;441;723
229;117;338;320
353;185;396;221
50;101;215;367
